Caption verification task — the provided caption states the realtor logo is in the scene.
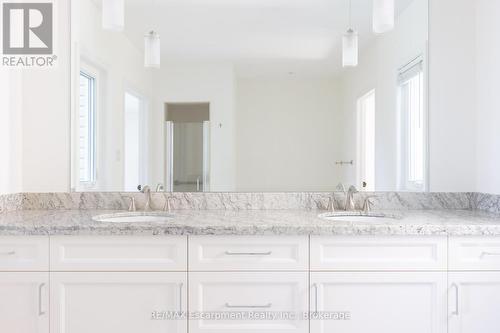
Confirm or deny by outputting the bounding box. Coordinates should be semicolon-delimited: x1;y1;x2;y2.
1;1;56;67
3;2;52;54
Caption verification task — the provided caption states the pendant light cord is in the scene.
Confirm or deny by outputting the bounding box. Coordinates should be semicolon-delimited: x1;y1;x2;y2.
348;0;352;30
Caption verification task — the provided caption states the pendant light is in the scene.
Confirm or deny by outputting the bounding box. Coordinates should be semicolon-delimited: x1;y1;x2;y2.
102;0;124;31
343;0;358;67
373;0;394;34
144;31;160;68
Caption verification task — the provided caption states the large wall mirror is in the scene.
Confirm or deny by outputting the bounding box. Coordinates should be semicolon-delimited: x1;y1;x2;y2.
71;0;428;192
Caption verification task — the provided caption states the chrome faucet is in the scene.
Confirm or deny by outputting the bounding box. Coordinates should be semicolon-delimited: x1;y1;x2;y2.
362;196;375;213
123;196;136;212
327;194;336;212
344;185;358;211
139;185;153;211
162;193;174;213
328;183;348;212
336;183;346;193
156;183;164;192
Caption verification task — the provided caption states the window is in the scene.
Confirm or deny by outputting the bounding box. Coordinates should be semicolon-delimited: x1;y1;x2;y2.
357;90;376;191
78;71;97;185
399;57;426;191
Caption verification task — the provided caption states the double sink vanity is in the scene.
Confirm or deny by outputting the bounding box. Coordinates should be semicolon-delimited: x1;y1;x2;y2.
2;192;500;333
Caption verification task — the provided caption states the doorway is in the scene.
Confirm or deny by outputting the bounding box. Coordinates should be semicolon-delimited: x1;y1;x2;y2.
165;103;210;192
356;90;376;191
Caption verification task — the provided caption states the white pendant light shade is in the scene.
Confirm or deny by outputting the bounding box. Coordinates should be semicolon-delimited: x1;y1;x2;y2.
102;0;124;31
144;31;161;68
373;0;394;33
342;29;358;67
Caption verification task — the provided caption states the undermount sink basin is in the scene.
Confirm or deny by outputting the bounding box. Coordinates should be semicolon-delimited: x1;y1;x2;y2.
92;212;174;223
318;212;397;222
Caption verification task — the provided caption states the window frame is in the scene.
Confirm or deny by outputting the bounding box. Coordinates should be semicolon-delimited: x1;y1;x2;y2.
77;64;99;189
398;55;428;192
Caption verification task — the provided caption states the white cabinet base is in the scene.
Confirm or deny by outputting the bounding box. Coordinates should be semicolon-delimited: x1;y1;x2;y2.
449;272;500;333
0;272;49;333
311;272;447;333
189;272;309;333
50;272;187;333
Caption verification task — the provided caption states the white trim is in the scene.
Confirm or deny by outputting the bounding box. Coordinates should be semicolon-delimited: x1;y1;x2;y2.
356;89;376;191
76;62;100;190
398;53;428;192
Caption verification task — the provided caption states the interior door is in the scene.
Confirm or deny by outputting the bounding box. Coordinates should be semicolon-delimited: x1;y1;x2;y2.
0;272;49;333
449;272;500;333
172;122;204;192
310;272;447;333
50;272;187;333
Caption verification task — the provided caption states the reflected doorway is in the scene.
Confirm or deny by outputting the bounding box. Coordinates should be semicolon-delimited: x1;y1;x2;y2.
124;92;148;192
165;103;210;192
357;90;376;191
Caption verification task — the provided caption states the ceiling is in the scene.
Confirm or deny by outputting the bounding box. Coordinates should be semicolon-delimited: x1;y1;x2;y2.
107;0;420;77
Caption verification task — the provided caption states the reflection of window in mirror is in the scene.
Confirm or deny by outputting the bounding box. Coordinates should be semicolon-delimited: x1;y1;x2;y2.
77;69;98;189
124;92;148;192
399;56;426;191
357;90;376;191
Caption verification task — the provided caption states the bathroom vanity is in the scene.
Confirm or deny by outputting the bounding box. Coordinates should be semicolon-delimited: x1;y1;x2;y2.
2;204;500;333
2;0;500;332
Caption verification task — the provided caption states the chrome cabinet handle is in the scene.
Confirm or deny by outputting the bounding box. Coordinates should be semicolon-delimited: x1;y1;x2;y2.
312;283;318;314
480;251;500;258
179;283;183;313
0;251;16;255
38;283;46;316
225;303;272;309
450;283;459;316
224;251;272;256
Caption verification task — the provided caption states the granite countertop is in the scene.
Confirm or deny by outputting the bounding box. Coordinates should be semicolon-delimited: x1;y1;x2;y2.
2;209;500;236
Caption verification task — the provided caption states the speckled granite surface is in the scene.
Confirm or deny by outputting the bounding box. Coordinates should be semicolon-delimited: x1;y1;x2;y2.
0;194;23;213
472;192;500;214
2;208;500;236
1;192;500;236
17;192;474;211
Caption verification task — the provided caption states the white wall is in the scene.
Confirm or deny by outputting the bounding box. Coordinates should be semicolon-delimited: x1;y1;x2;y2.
15;0;482;193
427;0;476;192
337;0;428;191
21;0;70;192
235;77;342;191
151;63;236;191
475;0;500;194
0;70;22;194
73;0;154;191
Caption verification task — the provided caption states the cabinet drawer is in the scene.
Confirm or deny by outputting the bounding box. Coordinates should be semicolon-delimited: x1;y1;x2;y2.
0;237;49;271
50;236;187;271
188;236;308;271
449;237;500;270
189;272;308;333
311;236;446;271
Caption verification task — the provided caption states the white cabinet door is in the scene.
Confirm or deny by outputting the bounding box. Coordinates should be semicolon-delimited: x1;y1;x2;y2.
0;272;49;333
50;272;187;333
449;272;500;333
189;272;309;333
310;272;447;333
